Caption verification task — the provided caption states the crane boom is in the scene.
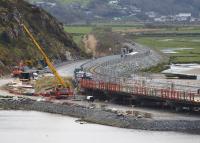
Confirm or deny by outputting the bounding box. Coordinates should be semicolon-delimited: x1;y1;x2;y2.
21;24;69;88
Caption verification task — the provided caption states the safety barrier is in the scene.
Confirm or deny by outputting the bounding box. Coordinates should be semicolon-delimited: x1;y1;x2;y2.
79;79;199;103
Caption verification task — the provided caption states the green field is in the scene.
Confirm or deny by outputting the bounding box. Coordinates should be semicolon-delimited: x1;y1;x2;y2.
64;24;200;63
64;26;92;34
64;24;143;34
64;26;93;45
135;36;200;63
159;26;200;33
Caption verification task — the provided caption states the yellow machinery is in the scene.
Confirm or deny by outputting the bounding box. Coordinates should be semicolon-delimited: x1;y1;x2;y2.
14;16;72;96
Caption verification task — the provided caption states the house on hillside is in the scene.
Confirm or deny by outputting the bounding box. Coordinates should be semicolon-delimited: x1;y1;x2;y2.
108;0;119;5
145;11;157;18
175;13;192;21
35;2;56;7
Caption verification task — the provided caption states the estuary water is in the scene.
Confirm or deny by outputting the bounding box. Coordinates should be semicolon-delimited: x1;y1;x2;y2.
0;110;199;143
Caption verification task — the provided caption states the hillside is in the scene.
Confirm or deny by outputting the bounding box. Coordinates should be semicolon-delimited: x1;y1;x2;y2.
27;0;200;24
0;0;82;73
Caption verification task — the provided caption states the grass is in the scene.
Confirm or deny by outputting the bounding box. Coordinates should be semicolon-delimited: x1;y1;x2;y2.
135;37;200;49
135;36;200;63
64;24;142;44
73;35;83;44
64;24;200;64
112;25;200;33
35;76;72;93
159;26;200;33
64;26;92;34
64;24;144;34
64;26;93;45
141;63;169;73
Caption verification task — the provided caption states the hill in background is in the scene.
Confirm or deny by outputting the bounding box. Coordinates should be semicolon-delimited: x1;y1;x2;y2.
27;0;200;24
0;0;83;73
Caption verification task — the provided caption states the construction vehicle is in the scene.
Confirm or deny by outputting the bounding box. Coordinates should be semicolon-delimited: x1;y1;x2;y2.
14;16;73;98
12;66;23;78
74;68;93;80
12;61;24;77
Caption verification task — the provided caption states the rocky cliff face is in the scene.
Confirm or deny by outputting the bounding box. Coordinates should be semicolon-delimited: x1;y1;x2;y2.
0;0;81;73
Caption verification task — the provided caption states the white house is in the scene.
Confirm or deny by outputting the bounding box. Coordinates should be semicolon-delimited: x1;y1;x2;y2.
108;0;119;5
177;13;192;17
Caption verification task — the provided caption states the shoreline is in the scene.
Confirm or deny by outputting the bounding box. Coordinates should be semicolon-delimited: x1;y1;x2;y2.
0;96;200;135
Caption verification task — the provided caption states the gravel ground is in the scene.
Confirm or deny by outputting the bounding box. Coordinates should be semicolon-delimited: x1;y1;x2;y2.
83;43;164;78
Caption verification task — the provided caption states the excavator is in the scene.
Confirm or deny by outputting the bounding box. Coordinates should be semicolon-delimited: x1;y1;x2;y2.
14;16;73;98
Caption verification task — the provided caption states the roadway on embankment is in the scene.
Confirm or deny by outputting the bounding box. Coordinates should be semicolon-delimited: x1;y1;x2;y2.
57;60;90;77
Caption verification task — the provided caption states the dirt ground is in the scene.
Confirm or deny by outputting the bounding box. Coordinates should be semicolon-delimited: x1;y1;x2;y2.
83;34;97;56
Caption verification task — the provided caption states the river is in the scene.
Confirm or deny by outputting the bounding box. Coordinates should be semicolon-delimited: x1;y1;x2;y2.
0;111;199;143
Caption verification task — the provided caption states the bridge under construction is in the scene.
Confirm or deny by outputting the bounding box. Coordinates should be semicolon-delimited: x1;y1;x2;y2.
78;45;200;110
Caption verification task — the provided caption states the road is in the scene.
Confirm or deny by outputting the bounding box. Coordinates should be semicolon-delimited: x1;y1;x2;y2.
57;60;89;77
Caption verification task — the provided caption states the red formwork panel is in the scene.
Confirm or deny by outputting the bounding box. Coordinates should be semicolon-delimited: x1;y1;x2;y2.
162;89;166;99
86;80;90;88
99;81;102;89
79;79;85;88
79;79;95;89
160;89;163;98
138;86;143;95
163;89;166;99
135;86;139;95
170;90;174;99
93;80;97;89
116;84;120;92
169;90;172;99
107;83;120;92
152;88;156;96
103;82;107;90
166;89;170;99
99;81;107;90
89;80;93;88
107;83;113;91
189;93;195;102
176;91;180;100
159;88;195;102
85;79;89;87
161;89;169;99
88;80;92;88
80;79;198;104
132;85;135;94
184;92;190;101
79;79;83;87
149;88;156;96
143;87;147;96
182;91;187;101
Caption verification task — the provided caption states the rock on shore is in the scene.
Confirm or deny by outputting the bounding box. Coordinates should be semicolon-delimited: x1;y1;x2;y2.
0;96;200;134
